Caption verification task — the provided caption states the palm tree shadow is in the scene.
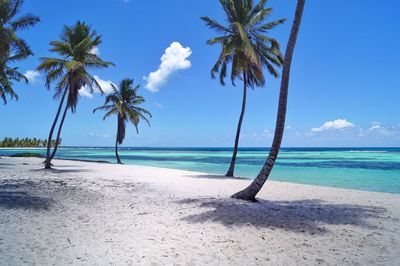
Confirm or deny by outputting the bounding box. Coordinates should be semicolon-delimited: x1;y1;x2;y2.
0;162;13;169
0;179;54;210
29;168;92;174
186;174;248;180
0;191;53;210
178;197;388;235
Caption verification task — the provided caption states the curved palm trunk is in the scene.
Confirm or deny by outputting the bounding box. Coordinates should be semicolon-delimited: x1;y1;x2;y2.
48;102;69;162
232;0;305;201
45;88;68;169
115;117;122;164
226;73;247;177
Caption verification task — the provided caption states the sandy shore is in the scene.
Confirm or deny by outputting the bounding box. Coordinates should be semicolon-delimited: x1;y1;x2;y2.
0;157;399;265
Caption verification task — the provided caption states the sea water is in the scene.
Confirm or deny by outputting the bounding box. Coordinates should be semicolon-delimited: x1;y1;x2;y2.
1;147;399;194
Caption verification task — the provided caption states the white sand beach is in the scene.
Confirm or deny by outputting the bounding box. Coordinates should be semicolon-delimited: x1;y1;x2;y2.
0;157;399;265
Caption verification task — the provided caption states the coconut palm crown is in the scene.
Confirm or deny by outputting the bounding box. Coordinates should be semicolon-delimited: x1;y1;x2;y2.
201;0;285;87
0;0;40;104
37;21;113;112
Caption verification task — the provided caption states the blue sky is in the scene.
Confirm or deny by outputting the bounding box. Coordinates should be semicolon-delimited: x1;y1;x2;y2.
1;0;399;147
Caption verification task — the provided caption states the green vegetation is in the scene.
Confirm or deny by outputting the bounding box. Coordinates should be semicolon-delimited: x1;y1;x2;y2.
10;152;43;158
0;137;60;147
37;21;114;169
201;0;285;177
94;79;151;164
0;0;40;104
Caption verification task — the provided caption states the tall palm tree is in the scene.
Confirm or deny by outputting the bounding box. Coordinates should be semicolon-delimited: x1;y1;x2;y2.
93;79;151;164
0;0;39;104
201;0;285;177
232;0;305;201
37;21;113;169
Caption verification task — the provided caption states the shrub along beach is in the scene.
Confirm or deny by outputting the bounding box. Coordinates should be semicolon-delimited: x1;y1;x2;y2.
0;0;399;265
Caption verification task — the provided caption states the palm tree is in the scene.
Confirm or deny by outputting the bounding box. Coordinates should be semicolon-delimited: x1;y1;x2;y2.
232;0;305;201
93;79;151;164
0;0;40;104
201;0;285;177
37;21;114;169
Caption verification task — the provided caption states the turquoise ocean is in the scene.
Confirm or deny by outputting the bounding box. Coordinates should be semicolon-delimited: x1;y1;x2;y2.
1;147;400;194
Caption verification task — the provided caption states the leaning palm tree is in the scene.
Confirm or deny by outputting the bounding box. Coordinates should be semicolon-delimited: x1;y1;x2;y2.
37;21;113;169
232;0;305;201
0;0;40;104
93;79;151;164
201;0;285;177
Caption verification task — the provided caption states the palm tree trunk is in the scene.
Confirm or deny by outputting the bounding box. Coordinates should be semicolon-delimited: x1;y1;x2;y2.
45;88;68;169
232;0;305;201
48;101;69;162
115;118;122;164
226;72;247;177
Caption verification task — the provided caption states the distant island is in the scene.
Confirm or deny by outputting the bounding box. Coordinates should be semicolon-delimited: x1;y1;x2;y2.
0;137;60;148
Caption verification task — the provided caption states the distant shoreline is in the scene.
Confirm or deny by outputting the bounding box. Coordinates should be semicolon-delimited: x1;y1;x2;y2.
1;146;399;149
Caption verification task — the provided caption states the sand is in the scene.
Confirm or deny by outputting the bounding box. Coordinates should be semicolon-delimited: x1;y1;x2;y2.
0;156;399;265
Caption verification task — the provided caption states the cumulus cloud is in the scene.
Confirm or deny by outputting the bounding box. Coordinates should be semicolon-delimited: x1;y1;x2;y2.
144;42;192;92
79;75;116;98
24;70;40;83
89;47;100;55
311;119;355;133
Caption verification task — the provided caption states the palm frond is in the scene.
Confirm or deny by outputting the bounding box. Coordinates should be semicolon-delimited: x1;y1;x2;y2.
200;16;231;34
256;19;286;32
11;13;40;30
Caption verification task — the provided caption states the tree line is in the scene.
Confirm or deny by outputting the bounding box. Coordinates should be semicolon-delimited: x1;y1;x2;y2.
0;137;61;148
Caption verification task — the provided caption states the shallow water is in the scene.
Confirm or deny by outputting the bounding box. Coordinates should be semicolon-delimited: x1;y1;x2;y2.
1;147;400;194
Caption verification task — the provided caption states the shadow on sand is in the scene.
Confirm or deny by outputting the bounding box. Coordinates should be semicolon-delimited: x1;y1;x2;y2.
177;197;388;234
0;178;54;211
0;178;72;210
29;167;92;174
0;162;13;169
0;191;53;210
186;174;248;180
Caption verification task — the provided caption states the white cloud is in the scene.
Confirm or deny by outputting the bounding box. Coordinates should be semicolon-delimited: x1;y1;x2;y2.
153;102;163;109
89;47;100;55
367;121;393;136
369;121;382;130
88;132;111;138
79;75;116;98
311;119;355;133
369;125;381;130
24;70;40;83
242;129;273;141
144;42;192;92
